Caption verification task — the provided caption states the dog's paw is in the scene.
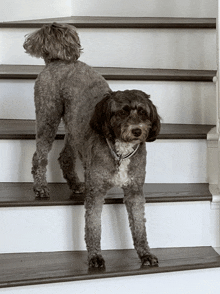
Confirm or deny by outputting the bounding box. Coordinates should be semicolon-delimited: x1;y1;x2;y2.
141;253;158;267
88;254;105;269
72;182;85;194
34;185;50;200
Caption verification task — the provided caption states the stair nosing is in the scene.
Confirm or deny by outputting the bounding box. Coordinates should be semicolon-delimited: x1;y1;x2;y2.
0;119;215;140
0;16;216;29
0;183;212;207
0;247;219;288
0;65;216;82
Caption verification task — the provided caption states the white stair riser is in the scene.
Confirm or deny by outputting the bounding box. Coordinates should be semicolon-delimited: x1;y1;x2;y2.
0;28;216;70
0;80;216;125
0;202;219;253
0;268;219;294
72;0;217;18
0;80;35;119
0;0;217;22
0;139;207;183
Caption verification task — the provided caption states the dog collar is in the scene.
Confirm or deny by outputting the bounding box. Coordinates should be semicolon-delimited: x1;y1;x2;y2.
106;138;140;165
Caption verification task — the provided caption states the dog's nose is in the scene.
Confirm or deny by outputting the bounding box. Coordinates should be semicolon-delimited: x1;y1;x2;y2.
132;128;142;137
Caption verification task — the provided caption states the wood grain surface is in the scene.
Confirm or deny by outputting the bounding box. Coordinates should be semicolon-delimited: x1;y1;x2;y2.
0;247;219;288
0;65;216;81
0;183;212;207
0;16;216;28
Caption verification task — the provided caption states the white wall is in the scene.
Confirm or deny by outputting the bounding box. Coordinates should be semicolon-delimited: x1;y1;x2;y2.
0;269;220;294
0;0;72;22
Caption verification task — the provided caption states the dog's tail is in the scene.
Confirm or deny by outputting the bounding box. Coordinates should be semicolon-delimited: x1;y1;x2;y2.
23;22;82;64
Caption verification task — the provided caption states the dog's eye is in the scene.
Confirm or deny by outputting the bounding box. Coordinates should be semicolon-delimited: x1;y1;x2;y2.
123;105;130;112
117;109;129;118
138;109;147;117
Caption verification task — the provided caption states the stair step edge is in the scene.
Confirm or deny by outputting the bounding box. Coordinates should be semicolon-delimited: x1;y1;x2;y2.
0;16;216;29
0;65;216;82
0;119;215;140
0;247;219;288
0;183;212;207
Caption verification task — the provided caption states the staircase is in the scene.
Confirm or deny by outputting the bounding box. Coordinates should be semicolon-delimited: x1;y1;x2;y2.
1;0;220;293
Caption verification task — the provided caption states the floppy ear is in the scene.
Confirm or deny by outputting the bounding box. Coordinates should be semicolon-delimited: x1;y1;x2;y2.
90;93;114;139
146;99;161;142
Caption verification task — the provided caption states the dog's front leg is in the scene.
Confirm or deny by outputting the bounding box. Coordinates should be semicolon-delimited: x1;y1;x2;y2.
84;187;106;268
123;186;158;266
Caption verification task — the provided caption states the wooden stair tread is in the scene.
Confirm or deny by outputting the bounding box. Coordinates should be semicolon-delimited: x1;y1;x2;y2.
0;64;216;82
0;246;219;288
0;16;216;29
0;183;212;207
0;119;214;140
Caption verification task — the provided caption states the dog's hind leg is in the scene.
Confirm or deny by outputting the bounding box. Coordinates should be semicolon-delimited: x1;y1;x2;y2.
58;133;85;194
123;186;158;267
32;114;62;199
32;79;63;199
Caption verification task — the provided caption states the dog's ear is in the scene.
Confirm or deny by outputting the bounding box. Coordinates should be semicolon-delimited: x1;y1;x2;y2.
146;98;161;142
90;93;114;139
23;22;82;63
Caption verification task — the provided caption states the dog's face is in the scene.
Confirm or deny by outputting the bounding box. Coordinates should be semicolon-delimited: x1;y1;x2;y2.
90;90;161;143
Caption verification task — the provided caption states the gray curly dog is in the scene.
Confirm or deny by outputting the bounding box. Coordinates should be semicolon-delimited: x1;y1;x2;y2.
23;22;161;268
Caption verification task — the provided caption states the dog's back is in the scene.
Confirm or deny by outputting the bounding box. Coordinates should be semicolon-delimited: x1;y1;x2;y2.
61;61;111;146
35;59;110;148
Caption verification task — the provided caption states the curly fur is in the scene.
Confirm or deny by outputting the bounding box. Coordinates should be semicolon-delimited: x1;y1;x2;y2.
24;22;160;268
90;90;161;143
23;22;82;63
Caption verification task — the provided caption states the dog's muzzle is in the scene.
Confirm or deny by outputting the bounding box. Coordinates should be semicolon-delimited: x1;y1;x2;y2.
131;128;142;137
120;122;151;142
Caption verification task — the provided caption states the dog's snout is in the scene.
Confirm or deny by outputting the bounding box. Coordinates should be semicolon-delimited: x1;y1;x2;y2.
132;128;142;137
